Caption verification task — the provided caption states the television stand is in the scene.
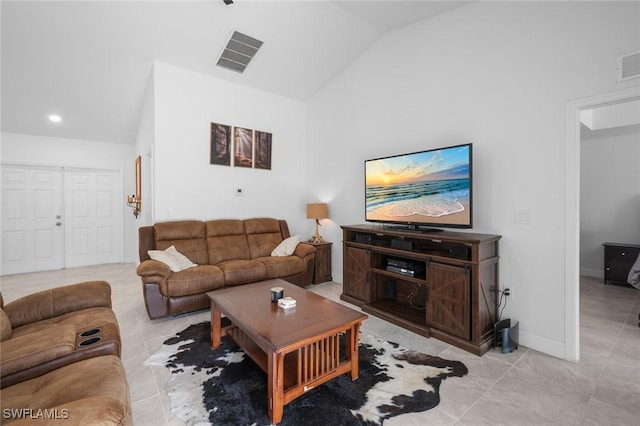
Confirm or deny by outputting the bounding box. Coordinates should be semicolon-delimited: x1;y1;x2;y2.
341;224;501;356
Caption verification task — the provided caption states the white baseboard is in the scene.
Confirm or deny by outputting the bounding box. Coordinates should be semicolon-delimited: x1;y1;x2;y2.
580;267;603;279
517;329;568;360
335;274;571;361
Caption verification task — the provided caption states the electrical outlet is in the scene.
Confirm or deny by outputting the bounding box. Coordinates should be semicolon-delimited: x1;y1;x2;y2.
505;285;513;299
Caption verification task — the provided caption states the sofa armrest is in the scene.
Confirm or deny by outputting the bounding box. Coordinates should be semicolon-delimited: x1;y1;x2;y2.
0;324;77;377
293;243;316;259
136;259;171;279
3;281;112;328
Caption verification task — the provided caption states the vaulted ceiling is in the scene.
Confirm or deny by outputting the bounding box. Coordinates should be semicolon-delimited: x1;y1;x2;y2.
1;1;473;145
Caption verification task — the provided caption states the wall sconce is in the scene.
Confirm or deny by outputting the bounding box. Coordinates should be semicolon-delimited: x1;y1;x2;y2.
127;155;142;218
306;202;328;243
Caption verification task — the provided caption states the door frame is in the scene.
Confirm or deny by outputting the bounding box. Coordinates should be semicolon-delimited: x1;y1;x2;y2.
564;85;640;361
0;161;126;273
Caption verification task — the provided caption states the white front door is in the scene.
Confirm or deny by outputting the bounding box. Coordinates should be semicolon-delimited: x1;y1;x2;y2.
1;165;122;275
64;170;121;268
1;166;64;275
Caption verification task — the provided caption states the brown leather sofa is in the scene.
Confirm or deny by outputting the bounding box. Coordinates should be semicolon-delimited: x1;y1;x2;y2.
1;355;132;425
0;281;121;388
0;281;132;425
137;218;316;319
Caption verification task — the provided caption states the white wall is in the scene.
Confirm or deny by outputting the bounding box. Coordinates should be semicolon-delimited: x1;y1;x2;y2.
151;62;310;236
133;69;156;229
580;124;640;277
0;132;137;262
307;1;640;358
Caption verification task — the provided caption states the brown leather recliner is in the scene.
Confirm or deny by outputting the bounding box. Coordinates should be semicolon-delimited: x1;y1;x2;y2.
1;355;132;425
0;281;121;388
137;218;316;319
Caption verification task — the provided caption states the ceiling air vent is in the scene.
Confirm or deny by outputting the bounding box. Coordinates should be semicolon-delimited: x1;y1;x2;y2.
216;31;263;74
617;50;640;81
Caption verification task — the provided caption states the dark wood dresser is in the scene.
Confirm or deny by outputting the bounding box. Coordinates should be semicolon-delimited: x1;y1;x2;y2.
602;242;640;286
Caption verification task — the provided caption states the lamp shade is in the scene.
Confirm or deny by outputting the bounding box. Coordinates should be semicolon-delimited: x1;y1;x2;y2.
306;203;328;220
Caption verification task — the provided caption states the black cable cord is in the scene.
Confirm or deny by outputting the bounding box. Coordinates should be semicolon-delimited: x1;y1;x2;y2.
497;290;508;320
409;283;426;311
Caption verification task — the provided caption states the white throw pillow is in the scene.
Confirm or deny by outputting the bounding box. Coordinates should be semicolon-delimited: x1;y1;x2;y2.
148;245;197;272
271;235;300;257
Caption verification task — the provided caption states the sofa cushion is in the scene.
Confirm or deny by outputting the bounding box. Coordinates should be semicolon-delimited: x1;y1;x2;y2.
206;220;251;264
218;260;267;286
258;256;305;279
1;325;76;377
154;220;208;265
1;355;132;425
163;265;225;297
244;218;283;259
148;245;197;272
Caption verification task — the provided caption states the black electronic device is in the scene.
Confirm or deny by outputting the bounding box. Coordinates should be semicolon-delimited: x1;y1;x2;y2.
386;258;425;277
387;258;423;269
494;319;519;353
355;233;372;244
391;239;413;250
450;246;471;260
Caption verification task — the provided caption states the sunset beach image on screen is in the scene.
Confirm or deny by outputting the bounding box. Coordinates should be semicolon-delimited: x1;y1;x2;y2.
365;144;472;228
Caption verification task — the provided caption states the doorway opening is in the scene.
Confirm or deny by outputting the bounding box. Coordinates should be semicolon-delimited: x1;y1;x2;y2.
565;86;640;361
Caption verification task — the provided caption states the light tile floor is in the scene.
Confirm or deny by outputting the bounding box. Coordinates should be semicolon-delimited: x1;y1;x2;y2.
1;265;638;425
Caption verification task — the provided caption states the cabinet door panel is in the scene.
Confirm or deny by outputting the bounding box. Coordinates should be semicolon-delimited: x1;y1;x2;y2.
344;246;371;302
427;262;470;339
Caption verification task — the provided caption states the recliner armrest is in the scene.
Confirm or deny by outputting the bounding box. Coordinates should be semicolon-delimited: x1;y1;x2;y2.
3;281;112;328
136;259;171;278
0;324;76;377
293;243;316;259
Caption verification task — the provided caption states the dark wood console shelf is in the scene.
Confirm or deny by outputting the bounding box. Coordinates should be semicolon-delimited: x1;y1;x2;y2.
341;224;501;356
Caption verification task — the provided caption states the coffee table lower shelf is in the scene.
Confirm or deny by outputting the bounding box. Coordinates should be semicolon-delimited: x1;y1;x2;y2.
208;280;367;424
226;325;358;406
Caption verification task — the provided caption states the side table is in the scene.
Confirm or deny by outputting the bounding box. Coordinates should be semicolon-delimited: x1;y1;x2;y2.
602;242;640;286
302;241;332;284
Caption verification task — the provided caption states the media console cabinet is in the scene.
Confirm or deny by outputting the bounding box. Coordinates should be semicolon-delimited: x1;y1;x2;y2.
341;224;501;356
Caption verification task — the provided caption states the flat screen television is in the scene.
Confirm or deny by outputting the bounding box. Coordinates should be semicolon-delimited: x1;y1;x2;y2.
365;143;472;231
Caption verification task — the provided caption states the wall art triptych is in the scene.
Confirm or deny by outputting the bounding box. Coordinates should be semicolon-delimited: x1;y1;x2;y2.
210;122;272;170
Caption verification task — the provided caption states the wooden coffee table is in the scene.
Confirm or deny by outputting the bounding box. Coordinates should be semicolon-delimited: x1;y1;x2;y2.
208;279;367;425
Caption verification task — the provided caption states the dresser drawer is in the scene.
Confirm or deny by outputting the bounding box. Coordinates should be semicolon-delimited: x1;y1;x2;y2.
604;246;640;260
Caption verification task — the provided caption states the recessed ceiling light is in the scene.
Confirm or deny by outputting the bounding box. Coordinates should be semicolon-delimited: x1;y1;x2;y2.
48;114;62;123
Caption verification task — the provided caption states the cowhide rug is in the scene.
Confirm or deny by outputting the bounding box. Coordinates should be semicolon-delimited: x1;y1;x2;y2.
146;321;467;425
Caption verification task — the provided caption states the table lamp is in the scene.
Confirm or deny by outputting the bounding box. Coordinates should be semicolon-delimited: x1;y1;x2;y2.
306;202;328;243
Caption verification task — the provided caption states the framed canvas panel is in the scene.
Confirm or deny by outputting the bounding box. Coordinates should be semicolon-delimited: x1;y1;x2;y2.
210;122;232;166
254;130;272;170
234;127;253;168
